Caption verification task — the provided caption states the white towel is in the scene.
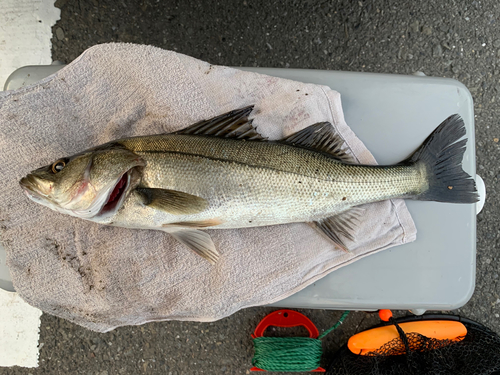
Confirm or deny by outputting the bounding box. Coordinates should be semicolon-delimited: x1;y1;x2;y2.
0;43;416;332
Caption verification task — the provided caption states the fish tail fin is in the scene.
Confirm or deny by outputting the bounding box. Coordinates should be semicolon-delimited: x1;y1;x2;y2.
407;114;478;203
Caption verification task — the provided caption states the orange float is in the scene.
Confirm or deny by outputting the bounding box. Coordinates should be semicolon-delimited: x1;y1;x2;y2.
348;319;467;356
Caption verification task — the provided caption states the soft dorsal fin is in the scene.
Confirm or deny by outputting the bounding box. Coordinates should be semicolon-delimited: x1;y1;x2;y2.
175;105;266;141
281;122;356;163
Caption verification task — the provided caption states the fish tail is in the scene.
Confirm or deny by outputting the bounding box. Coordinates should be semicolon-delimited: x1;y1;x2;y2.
407;114;478;203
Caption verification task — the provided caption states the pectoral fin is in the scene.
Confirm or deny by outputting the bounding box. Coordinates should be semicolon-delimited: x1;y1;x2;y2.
309;208;363;252
136;188;208;215
167;229;220;264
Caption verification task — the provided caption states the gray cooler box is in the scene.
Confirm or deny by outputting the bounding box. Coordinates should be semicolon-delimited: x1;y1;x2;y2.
2;65;484;315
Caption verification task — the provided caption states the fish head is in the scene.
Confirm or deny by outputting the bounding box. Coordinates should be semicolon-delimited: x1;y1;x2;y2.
19;144;146;219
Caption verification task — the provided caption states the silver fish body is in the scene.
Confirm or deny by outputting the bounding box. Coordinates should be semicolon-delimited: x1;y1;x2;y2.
20;106;478;263
108;134;425;229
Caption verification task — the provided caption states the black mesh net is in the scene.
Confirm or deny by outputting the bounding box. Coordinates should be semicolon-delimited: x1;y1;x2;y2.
326;315;500;375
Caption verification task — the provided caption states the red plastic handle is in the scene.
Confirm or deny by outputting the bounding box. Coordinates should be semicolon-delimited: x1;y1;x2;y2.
251;309;320;339
250;309;325;372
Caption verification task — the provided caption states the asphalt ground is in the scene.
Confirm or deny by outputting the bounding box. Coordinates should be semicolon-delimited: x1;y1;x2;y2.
2;0;500;374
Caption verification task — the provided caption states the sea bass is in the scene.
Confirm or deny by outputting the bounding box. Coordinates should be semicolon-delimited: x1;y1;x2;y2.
19;106;478;264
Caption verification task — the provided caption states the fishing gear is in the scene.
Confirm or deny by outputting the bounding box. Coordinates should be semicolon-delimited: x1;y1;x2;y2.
250;309;349;372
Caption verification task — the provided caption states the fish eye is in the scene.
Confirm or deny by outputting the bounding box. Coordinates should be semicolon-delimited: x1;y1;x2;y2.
51;160;66;173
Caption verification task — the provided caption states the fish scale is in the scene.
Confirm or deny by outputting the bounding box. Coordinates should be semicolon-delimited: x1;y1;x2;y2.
114;134;425;229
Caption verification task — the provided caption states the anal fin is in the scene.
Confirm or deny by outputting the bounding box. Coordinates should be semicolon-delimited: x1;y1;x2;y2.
309;208;363;252
167;229;220;264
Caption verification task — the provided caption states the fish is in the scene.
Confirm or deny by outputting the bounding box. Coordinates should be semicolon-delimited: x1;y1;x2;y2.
19;106;478;264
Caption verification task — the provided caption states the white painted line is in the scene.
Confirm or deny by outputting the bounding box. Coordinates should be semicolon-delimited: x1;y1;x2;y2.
0;0;60;88
0;289;42;367
1;0;60;368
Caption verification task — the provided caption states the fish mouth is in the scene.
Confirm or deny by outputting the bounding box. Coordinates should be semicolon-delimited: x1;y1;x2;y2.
21;184;46;203
20;176;45;196
97;171;131;217
20;176;50;203
20;176;68;214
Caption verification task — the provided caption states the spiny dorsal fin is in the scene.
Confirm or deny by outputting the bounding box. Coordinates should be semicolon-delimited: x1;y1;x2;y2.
282;122;356;163
308;208;364;252
175;105;265;141
136;188;208;215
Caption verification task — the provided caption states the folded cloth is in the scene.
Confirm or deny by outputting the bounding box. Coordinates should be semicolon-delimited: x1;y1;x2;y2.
0;43;416;332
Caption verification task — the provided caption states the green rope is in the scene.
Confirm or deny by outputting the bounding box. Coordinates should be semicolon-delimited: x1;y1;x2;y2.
252;337;323;372
251;311;350;372
318;310;350;339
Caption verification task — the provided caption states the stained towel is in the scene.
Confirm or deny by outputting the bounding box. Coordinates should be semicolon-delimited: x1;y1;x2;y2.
0;44;416;332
